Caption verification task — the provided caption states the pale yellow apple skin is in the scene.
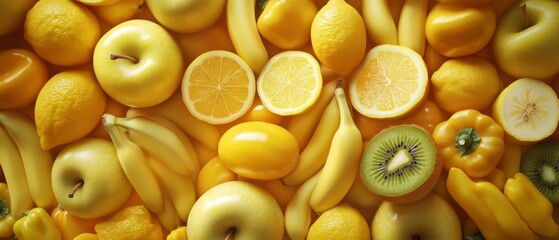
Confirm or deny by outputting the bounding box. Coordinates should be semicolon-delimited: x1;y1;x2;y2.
0;0;36;37
187;181;285;240
51;138;133;219
371;193;462;239
146;0;226;33
91;0;146;26
93;19;184;108
493;0;559;80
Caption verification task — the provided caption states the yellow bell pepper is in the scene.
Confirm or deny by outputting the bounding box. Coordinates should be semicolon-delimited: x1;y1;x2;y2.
433;109;504;178
504;172;559;238
0;183;15;238
51;207;102;240
13;207;62;240
257;0;318;49
166;226;187;240
446;167;538;240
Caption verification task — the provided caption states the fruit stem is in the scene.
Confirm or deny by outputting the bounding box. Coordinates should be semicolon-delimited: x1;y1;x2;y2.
67;180;84;198
520;2;529;29
110;54;139;63
225;228;235;240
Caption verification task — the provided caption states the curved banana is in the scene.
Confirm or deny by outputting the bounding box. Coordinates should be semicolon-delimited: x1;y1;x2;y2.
146;153;196;223
363;0;398;45
0;111;56;209
102;113;164;214
282;96;339;186
309;86;363;214
126;90;220;150
398;0;429;56
226;0;269;74
114;115;195;175
134;113;200;181
155;190;183;232
287;79;338;149
0;124;34;219
285;170;322;240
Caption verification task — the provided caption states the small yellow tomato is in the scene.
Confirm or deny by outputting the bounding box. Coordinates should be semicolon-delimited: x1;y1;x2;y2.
425;3;496;57
218;121;299;180
238;176;299;208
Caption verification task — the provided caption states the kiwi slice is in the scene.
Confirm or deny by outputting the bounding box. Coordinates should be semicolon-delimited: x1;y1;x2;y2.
360;124;438;201
520;141;559;203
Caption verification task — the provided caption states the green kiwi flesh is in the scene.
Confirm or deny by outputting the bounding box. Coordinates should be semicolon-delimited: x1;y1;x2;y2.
520;141;559;204
360;124;437;197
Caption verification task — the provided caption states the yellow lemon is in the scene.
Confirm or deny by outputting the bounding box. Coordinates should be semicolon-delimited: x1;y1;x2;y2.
311;0;366;76
349;44;429;119
24;0;100;66
95;205;163;240
431;55;500;113
35;70;106;150
257;51;323;116
181;50;256;125
307;203;371;240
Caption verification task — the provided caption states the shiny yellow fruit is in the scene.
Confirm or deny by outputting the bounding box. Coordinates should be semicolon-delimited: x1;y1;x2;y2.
218;121;299;180
307;203;370;240
311;0;366;76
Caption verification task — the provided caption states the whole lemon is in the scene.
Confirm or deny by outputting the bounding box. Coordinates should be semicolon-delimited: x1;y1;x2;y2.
311;0;366;76
24;0;100;66
430;56;500;113
307;203;371;240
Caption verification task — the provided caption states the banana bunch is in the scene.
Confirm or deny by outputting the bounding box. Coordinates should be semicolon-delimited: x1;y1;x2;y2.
309;86;363;214
0;111;56;218
102;112;199;231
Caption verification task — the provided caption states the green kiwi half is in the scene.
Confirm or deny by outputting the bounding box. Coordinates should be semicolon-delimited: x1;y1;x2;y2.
520;141;559;204
360;124;438;200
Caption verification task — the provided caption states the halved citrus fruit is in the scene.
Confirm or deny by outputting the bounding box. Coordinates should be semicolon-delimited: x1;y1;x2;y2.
349;44;428;119
182;50;256;125
257;51;322;116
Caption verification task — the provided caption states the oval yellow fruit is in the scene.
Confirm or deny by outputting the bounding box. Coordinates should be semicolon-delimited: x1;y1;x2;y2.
218;121;299;180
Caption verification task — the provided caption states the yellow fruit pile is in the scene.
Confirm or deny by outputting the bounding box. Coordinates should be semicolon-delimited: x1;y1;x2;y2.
1;0;559;239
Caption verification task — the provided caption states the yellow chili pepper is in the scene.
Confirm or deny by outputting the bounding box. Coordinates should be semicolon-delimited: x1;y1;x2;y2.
0;183;15;238
166;226;187;240
446;167;539;240
257;0;318;49
472;167;506;191
497;143;522;179
13;207;62;240
504;172;559;238
433;109;504;178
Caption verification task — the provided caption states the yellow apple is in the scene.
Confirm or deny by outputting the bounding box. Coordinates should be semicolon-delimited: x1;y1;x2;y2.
146;0;226;33
91;0;146;26
51;138;133;219
187;181;284;240
93;19;184;107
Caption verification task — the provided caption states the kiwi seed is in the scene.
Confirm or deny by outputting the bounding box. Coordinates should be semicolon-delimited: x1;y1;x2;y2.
360;124;437;198
520;141;559;203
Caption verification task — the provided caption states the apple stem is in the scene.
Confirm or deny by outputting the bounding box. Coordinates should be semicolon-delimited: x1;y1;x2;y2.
225;228;235;240
520;2;529;29
110;54;139;63
67;180;84;198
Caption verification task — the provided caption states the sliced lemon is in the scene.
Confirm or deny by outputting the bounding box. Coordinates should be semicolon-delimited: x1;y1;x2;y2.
492;78;559;144
257;51;322;116
349;44;429;119
182;50;256;125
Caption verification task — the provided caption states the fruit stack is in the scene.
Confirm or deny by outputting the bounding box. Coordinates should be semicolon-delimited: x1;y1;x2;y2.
1;0;559;239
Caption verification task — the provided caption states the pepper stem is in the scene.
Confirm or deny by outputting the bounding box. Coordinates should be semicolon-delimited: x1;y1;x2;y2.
68;180;84;198
455;128;481;156
110;54;139;63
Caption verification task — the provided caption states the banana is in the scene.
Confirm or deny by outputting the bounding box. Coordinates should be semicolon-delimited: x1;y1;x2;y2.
0;124;34;219
284;170;322;240
126;90;220;150
398;0;429;56
131;113;200;181
155;189;183;232
146;153;196;223
0;111;56;209
282;96;340;186
226;0;269;74
309;86;363;214
287;79;338;149
102;113;164;214
362;0;398;45
113;115;196;175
